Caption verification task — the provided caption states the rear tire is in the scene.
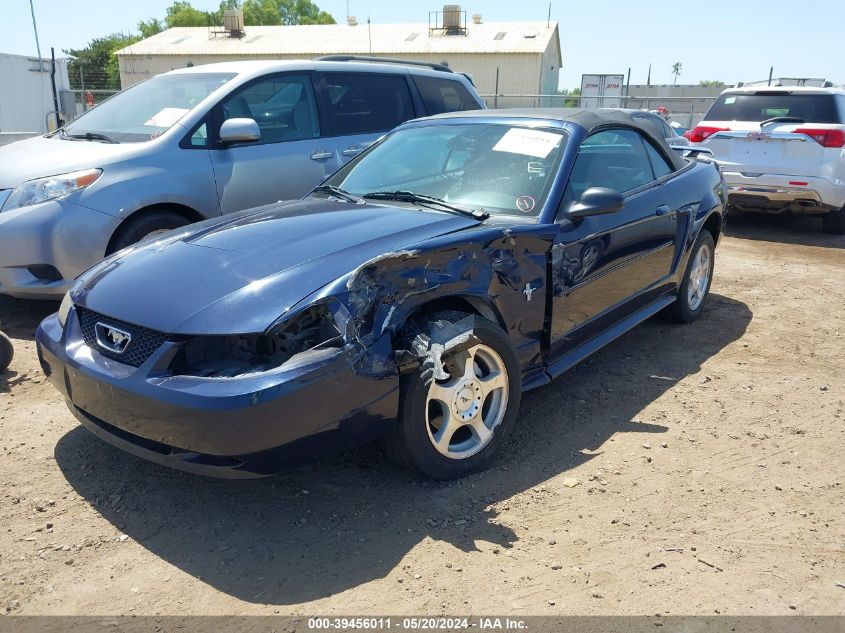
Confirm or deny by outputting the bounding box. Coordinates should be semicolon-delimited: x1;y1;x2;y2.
667;231;716;323
0;332;13;372
382;311;521;480
108;210;191;254
822;206;845;235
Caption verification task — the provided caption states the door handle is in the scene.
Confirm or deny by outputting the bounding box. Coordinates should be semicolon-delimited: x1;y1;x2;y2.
655;205;672;216
342;147;364;157
310;150;333;160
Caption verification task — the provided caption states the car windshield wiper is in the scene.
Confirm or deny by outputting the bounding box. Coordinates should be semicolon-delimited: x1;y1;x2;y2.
311;185;364;204
760;116;805;126
63;131;119;144
362;190;489;220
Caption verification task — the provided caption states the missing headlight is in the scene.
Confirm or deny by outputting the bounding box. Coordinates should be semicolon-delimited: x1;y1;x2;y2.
171;305;343;378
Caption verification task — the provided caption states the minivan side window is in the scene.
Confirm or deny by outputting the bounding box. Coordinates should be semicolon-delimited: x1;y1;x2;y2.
413;76;479;115
320;73;414;136
566;129;656;199
218;74;319;144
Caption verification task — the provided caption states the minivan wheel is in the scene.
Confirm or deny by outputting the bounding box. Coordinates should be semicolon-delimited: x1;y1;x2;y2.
822;206;845;235
0;331;13;372
667;231;716;323
383;311;521;480
108;210;191;254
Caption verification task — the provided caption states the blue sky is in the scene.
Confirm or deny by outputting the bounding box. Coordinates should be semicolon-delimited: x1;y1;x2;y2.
7;0;844;89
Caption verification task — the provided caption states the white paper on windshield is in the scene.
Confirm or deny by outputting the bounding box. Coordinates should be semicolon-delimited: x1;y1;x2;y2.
493;128;561;158
144;107;190;128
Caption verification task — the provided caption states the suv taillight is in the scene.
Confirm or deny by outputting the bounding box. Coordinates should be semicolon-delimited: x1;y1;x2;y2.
683;126;731;143
792;128;845;148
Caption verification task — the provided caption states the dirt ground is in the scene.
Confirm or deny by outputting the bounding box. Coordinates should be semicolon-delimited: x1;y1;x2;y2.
0;213;843;617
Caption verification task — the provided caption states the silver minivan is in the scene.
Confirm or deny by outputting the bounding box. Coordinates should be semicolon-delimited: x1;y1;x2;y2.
0;58;483;299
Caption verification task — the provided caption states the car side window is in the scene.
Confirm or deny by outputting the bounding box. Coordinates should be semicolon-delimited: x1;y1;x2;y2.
320;73;414;136
413;76;479;115
643;139;674;179
218;74;319;145
189;122;208;147
565;129;656;201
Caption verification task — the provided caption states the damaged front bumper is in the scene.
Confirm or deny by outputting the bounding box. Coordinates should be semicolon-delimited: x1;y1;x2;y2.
35;311;400;478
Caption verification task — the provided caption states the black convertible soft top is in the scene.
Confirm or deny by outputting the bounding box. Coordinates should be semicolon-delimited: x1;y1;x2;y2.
420;108;688;172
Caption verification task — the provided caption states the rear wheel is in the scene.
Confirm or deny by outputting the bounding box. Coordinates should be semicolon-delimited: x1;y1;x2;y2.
667;231;715;323
108;210;191;254
0;331;13;372
822;206;845;235
383;312;521;479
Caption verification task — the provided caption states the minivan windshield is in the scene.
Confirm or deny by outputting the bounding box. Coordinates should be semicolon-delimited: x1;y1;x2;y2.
706;93;842;124
61;72;236;143
325;123;568;217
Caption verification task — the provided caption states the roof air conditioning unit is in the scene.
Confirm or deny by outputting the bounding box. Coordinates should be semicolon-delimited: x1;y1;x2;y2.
443;5;462;32
347;16;358;26
472;13;482;24
223;10;245;38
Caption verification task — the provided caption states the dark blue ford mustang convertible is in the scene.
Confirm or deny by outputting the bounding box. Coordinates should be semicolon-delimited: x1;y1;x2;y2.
36;109;726;480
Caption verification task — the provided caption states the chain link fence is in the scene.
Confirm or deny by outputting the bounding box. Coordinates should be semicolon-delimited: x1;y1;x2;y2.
59;85;715;130
480;95;716;129
66;89;119;118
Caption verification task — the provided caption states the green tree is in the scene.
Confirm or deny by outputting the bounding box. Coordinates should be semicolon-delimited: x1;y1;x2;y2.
232;0;335;25
672;62;683;85
64;33;140;90
278;0;334;24
699;80;725;87
557;87;582;107
138;17;165;38
165;1;215;27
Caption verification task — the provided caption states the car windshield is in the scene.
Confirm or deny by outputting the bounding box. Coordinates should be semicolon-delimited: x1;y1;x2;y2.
326;123;568;217
61;72;236;143
705;93;842;123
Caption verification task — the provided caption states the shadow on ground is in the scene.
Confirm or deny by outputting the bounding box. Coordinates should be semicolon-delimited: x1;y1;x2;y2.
725;211;845;249
54;293;751;606
0;295;58;342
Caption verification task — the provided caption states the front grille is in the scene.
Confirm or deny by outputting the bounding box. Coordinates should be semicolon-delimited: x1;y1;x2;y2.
76;306;172;367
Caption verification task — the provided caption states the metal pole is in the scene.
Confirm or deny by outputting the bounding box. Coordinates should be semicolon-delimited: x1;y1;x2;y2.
29;0;47;133
647;63;651;87
626;67;631;97
367;17;372;54
50;48;61;129
768;66;773;86
494;67;499;109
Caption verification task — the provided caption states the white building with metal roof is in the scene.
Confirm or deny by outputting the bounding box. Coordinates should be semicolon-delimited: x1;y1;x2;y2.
114;9;561;99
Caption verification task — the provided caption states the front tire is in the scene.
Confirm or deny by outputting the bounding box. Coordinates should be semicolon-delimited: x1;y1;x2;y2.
822;206;845;235
108;210;191;254
667;231;716;323
384;312;522;479
0;331;13;372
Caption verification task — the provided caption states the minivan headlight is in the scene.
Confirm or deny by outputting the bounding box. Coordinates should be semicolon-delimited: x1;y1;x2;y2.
2;169;102;212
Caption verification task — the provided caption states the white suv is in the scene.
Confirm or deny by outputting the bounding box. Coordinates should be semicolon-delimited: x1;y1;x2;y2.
685;86;845;234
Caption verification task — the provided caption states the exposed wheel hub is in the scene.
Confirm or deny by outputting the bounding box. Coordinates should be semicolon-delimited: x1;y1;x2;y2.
452;379;483;421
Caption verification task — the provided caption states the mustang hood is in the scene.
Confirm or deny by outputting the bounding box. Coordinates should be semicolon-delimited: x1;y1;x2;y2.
73;199;481;335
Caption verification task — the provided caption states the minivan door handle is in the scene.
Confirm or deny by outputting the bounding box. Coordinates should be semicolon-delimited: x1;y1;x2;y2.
342;147;364;157
655;204;672;216
310;150;333;160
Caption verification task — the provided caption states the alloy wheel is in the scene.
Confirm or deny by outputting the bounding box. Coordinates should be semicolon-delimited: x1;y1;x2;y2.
425;344;509;460
687;242;712;311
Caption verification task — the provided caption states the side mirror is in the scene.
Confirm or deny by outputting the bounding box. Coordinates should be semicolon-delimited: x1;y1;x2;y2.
567;187;624;219
219;118;261;144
